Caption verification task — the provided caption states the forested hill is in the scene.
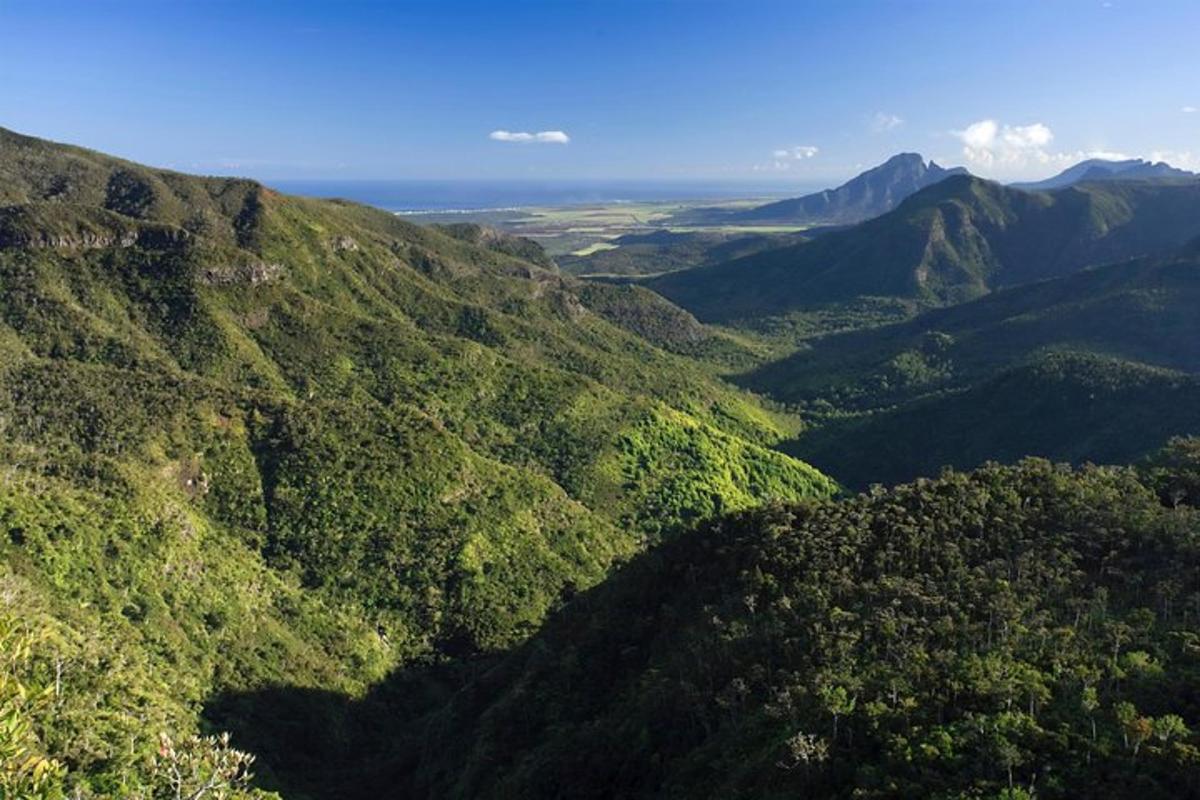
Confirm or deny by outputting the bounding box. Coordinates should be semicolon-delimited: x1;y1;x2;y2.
0;127;834;798
649;174;1200;323
220;455;1200;800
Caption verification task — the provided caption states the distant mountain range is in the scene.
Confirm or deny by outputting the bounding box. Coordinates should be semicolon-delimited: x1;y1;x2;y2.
1011;157;1197;191
731;152;969;225
649;174;1200;322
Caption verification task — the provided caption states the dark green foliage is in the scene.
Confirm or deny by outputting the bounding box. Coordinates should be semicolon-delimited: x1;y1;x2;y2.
374;460;1200;800
571;281;761;365
1142;437;1200;508
8;127;1200;800
787;352;1200;489
744;251;1200;410
741;250;1200;487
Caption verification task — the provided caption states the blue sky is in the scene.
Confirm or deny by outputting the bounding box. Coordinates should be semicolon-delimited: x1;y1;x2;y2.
1;0;1198;184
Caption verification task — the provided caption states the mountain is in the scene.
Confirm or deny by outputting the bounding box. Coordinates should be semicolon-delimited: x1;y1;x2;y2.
217;458;1200;800
648;174;1200;323
740;245;1200;487
730;153;968;225
0;127;835;796
1012;158;1197;191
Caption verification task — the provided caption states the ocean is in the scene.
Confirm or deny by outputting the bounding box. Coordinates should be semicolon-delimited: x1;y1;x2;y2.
266;179;807;213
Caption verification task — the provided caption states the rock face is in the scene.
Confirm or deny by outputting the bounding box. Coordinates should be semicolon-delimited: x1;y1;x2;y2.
0;205;192;251
198;261;285;286
732;153;969;225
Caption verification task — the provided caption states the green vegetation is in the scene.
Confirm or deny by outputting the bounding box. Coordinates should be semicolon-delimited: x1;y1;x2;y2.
788;352;1200;489
649;175;1200;323
0;127;835;794
731;248;1200;487
225;457;1200;800
4;127;1200;800
405;198;801;259
558;229;802;277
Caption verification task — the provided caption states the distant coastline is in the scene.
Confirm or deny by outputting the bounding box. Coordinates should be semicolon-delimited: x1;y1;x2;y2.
267;179;806;213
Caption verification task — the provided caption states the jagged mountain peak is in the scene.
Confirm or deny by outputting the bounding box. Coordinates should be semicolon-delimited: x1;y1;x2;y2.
731;151;970;225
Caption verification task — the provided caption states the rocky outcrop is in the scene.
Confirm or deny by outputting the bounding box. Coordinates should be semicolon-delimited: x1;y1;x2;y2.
0;208;192;251
198;261;285;286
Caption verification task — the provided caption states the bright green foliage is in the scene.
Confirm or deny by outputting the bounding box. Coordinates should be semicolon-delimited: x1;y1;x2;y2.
381;460;1200;799
0;614;66;800
0;471;386;796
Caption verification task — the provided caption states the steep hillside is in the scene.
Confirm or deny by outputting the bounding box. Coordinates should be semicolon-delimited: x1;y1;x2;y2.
228;459;1200;800
735;248;1200;487
730;153;967;225
649;175;1200;323
0;127;835;796
746;249;1200;408
789;352;1200;488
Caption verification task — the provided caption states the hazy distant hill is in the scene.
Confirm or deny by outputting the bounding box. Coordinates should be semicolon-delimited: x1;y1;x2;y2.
1012;157;1196;191
649;174;1200;322
730;152;968;225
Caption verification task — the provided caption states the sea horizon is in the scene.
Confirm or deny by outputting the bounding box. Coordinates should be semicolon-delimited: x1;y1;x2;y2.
266;178;815;213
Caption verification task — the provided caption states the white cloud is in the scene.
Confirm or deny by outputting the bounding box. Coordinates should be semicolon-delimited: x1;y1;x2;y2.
952;119;1066;173
871;112;904;132
771;145;819;160
1150;149;1200;170
762;145;819;171
489;130;570;144
1183;106;1198;114
1003;122;1053;148
950;118;1162;178
954;119;1059;168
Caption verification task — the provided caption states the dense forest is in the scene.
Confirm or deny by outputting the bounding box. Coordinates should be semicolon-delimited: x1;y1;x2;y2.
2;127;1200;800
